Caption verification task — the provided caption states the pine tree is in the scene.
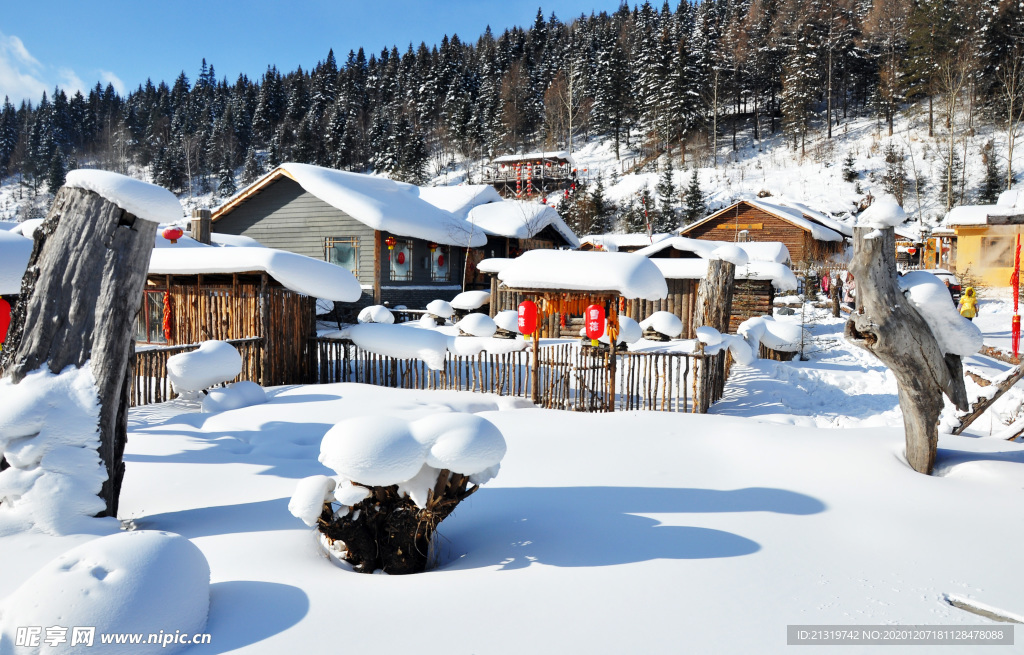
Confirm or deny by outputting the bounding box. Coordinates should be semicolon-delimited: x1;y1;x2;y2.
938;145;963;208
218;153;237;198
681;170;706;224
655;158;677;231
241;145;263;185
46;149;65;194
978;140;1003;205
842;152;858;182
883;143;908;206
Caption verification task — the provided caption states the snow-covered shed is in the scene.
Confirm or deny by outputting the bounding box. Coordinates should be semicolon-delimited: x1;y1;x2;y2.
678;199;848;265
211;163;485;310
942;188;1024;287
483;151;577;199
632;236;797;333
140;232;360;386
578;232;672;253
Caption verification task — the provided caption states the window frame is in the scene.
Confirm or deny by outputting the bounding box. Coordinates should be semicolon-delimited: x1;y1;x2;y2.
430;244;451;282
389;238;415;282
135;289;169;344
325;236;360;277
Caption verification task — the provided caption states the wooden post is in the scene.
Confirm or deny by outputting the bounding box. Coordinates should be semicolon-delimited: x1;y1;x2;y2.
190;208;211;245
260;272;270;386
530;329;540;405
0;185;158;517
844;226;969;474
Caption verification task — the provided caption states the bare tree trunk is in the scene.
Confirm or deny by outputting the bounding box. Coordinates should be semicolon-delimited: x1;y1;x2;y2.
0;186;157;516
844;226;968;475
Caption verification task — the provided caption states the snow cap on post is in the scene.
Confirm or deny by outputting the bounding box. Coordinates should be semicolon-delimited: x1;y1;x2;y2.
856;195;906;230
65;170;183;225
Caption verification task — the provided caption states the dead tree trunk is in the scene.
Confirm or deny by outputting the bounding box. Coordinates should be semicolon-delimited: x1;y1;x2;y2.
0;185;157;516
952;364;1024;435
844;226;969;474
693;258;735;409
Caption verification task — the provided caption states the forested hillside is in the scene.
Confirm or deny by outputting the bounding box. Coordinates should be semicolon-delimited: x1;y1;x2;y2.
0;0;1021;228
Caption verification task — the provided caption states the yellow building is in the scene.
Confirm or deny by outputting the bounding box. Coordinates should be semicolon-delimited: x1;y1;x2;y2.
943;189;1024;287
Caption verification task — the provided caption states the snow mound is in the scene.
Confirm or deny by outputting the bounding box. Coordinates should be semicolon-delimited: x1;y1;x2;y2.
0;229;32;295
0;365;109;536
426;299;454;318
737;262;799;291
498;250;668;300
695;326;723;346
898;271;983;356
696;325;755;364
201;381;267;413
288;475;337;527
65;169;183;225
450;290;491;310
166;341;242;393
416;185;502;219
856;195;906;229
447;335;527;356
640;311;684;338
358;305;395;324
0;531;209;654
738;316;804;354
456;313;497;337
312;413;506;510
587;316;643;345
466;201;580;248
333;323;449;370
493;310;520;333
710;244;749;266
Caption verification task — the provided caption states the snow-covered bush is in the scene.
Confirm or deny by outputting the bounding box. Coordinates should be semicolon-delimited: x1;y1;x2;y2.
166;341;242;394
289;413;506;574
493;310;521;337
357;305;395;324
201;381;268;413
0;530;210;654
456;313;497;337
640;311;684;339
450;290;491;311
425;299;454;320
334;323;448;370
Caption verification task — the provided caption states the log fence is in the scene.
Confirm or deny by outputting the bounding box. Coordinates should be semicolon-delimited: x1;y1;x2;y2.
130;337;262;407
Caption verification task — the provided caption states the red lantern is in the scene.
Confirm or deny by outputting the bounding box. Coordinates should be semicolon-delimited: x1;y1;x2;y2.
437;254;444;267
541;197;547;204
907;247;917;255
385;236;397;250
397;252;406;265
518;300;538;336
585;304;605;345
162;226;184;244
429;242;438;253
0;297;10;345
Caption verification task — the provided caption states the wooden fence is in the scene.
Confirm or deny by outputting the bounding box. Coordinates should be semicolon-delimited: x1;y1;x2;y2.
130;337;262;407
305;338;727;413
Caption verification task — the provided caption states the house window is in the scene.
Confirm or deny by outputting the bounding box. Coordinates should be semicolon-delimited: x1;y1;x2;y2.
326;237;359;276
389;239;414;281
135;290;168;344
431;245;450;281
982;237;1014;268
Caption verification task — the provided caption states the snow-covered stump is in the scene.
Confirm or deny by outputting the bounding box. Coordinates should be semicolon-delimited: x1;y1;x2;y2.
844;225;970;475
290;414;506;574
0;173;170;519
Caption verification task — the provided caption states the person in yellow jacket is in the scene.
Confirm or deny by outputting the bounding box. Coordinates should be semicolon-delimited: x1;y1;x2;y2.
958;287;978;321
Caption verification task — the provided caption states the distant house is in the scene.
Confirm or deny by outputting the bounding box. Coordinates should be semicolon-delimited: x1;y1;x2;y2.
211;163;487;310
578;233;671;253
942;188;1024;286
678;199;849;266
483;151;577;199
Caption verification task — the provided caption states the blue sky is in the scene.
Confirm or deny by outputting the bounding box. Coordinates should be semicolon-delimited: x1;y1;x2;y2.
1;0;624;104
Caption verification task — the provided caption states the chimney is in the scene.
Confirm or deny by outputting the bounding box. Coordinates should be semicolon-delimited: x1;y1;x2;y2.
190;208;212;245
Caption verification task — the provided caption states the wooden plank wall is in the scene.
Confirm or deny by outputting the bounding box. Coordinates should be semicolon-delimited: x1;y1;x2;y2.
729;279;775;332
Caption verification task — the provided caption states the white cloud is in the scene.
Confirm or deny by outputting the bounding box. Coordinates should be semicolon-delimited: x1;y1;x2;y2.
97;69;125;95
57;67;86;97
0;32;47;102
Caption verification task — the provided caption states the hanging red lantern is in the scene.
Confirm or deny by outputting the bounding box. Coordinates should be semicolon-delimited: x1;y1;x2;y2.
0;297;10;345
585;304;605;346
162;226;184;244
541;197;547;204
437;254;444;267
429;242;438;253
907;247;917;255
518;300;538;336
385;236;397;250
397;251;406;265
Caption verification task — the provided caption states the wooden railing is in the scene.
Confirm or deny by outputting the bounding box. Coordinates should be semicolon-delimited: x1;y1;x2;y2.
130;337;262;407
305;338;727;413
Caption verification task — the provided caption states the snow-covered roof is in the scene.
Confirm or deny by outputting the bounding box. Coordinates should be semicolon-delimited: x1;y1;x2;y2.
648;258;797;290
681;199;844;242
492;151;575;166
497;250;667;300
772;198;853;237
579;233;670;252
476;258;512;274
466;201;579;247
416;185;502;219
65;169;183;224
0;230;33;295
635;236;791;265
997;188;1023;209
149;245;362;302
214;163;487;248
944;203;1024;227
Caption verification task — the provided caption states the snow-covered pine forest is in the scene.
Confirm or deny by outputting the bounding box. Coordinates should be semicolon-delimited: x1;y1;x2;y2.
1;0;1022;232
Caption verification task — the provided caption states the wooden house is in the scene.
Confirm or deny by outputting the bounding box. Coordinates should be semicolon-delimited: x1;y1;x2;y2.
483;151;577;199
942;189;1024;286
633;237;797;334
210;163;487;312
678;199;849;266
578;233;671;253
138;235;361;386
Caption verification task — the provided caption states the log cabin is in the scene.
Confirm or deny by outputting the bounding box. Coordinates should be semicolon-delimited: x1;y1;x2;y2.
483;151;577;199
578;232;671;253
678;199;850;266
941;188;1024;286
210;163;487;313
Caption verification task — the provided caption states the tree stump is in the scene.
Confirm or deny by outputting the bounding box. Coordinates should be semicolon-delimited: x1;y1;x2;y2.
693;258;735;406
0;185;157;516
318;470;479;574
844;226;968;474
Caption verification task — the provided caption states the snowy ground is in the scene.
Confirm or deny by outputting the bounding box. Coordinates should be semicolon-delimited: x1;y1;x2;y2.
2;299;1023;653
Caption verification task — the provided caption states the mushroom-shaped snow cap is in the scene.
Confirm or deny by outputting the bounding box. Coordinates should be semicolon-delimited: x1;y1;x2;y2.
426;299;454;318
493;310;521;333
410;413;507;476
456;313;498;337
357;305;395;324
319;416;427;486
640;311;684;338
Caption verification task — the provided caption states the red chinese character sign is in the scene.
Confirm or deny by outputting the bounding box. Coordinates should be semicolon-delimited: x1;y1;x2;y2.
585;304;605;346
0;297;10;346
1012;234;1021;358
518;300;538;338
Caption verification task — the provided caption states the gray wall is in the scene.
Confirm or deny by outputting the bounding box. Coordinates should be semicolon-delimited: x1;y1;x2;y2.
214;177;377;286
